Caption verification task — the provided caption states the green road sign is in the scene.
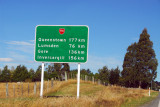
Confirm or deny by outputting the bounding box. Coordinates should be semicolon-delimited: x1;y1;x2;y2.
35;25;89;63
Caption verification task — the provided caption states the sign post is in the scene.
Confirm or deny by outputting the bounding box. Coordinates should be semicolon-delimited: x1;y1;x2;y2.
35;25;89;98
40;62;44;98
77;63;80;99
149;87;150;96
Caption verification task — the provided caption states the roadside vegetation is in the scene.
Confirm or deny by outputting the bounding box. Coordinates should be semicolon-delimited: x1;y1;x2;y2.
121;91;159;107
0;80;158;107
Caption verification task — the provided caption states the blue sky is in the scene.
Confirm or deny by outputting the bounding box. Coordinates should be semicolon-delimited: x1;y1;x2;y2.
0;0;160;81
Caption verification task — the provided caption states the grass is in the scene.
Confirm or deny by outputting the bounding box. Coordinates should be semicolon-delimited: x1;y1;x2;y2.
121;91;159;107
0;80;159;107
47;82;104;97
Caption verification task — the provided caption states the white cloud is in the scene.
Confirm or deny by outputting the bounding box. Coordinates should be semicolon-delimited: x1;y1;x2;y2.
0;40;38;70
0;58;13;62
10;45;34;54
5;40;34;54
5;41;34;46
8;51;28;60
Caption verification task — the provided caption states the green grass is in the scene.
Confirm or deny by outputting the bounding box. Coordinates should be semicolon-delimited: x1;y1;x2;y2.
121;91;159;107
47;82;104;97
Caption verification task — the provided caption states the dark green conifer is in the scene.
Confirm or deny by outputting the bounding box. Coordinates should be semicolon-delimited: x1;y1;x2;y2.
122;28;158;88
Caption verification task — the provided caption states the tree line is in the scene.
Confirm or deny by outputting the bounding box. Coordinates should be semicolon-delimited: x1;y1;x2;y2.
0;28;158;89
0;64;120;85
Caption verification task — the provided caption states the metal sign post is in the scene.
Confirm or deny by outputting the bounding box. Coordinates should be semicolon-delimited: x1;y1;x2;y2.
77;63;80;99
40;62;44;98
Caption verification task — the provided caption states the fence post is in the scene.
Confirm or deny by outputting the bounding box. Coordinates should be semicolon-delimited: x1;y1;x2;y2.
43;81;45;90
71;73;72;79
74;74;76;79
92;77;94;84
67;73;69;79
21;83;23;96
39;82;40;92
47;79;49;92
6;83;9;98
85;75;88;81
149;87;150;96
65;71;67;81
98;79;101;85
28;82;29;96
51;78;53;88
17;82;20;96
13;84;15;97
34;82;37;95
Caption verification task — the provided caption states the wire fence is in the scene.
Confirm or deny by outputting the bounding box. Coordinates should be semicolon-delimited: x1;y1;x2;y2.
0;72;104;98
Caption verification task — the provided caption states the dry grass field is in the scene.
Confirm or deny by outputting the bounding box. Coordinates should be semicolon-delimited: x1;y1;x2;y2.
0;80;158;107
0;80;76;98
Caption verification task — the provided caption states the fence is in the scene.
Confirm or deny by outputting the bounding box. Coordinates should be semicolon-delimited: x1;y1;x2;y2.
0;72;104;98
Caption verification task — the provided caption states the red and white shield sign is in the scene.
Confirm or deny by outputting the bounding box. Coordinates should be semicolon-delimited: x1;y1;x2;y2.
59;28;65;34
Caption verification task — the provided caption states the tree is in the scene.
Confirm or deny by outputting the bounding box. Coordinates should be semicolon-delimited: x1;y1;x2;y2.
0;66;11;82
136;28;158;88
109;67;120;85
28;68;35;81
98;66;110;83
44;71;49;80
70;69;78;75
48;72;58;80
46;64;54;75
54;63;62;77
122;43;138;87
0;68;2;75
94;73;100;80
86;69;91;74
53;63;70;80
11;66;15;72
122;28;158;88
33;65;42;81
46;64;54;79
12;65;29;82
10;66;15;81
81;69;88;75
54;63;62;72
61;63;70;73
